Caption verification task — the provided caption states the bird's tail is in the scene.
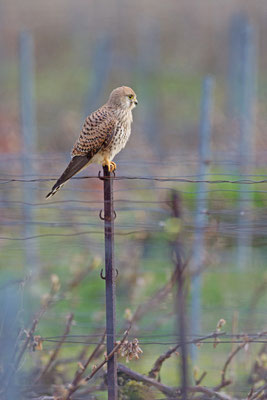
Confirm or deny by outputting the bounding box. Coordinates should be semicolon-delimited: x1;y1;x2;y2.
46;155;91;199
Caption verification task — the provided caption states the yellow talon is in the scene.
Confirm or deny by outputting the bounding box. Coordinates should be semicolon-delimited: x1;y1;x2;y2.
110;161;117;172
102;159;117;173
102;158;111;172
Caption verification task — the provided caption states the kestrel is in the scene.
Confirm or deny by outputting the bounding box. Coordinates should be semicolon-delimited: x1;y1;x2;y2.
46;86;138;198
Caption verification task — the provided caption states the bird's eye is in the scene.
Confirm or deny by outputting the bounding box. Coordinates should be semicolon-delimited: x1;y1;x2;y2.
128;94;134;99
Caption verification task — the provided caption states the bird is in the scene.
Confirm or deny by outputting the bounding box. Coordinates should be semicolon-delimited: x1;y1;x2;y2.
46;86;138;198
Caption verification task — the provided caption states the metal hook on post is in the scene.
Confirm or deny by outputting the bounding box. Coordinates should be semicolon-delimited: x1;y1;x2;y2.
99;209;117;221
100;268;106;280
100;268;118;281
99;210;105;220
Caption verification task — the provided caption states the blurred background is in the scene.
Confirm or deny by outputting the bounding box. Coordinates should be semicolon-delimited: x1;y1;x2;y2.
0;0;267;399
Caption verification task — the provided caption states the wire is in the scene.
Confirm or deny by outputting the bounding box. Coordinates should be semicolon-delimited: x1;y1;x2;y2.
43;332;267;340
40;338;267;345
1;175;267;184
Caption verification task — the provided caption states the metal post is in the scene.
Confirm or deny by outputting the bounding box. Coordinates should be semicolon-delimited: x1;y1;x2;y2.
19;31;38;274
170;190;188;399
237;19;255;269
177;265;187;400
84;36;112;118
137;17;161;155
227;15;256;269
190;77;213;361
101;166;117;400
0;285;20;399
228;14;244;119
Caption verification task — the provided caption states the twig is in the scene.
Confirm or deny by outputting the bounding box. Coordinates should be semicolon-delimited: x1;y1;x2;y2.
27;388;102;400
27;397;55;400
188;385;235;400
214;331;267;392
34;313;74;383
69;384;103;398
248;342;267;384
51;329;105;369
250;382;267;400
2;320;39;395
149;331;225;379
195;371;207;386
220;342;245;389
82;327;131;385
64;330;106;399
118;363;235;400
148;342;179;379
118;363;178;397
3;277;63;395
14;319;38;373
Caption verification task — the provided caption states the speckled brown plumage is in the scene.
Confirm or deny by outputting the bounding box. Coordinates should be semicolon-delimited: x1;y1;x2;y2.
71;107;117;158
46;86;137;198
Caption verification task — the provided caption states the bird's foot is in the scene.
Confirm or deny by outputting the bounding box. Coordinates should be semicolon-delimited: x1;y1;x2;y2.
110;161;117;172
102;159;117;173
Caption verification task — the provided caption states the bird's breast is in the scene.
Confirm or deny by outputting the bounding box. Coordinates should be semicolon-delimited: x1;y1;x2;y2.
105;123;131;160
93;111;133;163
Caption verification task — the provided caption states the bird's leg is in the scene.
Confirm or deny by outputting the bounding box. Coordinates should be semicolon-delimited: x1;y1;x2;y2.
102;158;117;172
110;161;117;172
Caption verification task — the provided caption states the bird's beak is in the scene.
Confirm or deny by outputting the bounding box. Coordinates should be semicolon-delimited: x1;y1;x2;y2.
134;99;138;106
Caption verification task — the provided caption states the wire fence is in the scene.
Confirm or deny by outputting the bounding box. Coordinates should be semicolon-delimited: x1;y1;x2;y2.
1;153;267;399
1;12;267;400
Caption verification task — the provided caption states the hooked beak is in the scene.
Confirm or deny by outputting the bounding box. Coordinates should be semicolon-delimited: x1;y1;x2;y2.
134;99;138;106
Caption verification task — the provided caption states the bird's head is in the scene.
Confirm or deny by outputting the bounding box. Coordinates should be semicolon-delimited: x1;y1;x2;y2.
108;86;138;111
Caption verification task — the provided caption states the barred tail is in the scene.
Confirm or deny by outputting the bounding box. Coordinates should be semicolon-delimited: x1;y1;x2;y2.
46;155;91;199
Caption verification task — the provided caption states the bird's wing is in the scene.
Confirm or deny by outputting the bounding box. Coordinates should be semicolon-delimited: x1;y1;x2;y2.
72;108;117;157
46;108;117;198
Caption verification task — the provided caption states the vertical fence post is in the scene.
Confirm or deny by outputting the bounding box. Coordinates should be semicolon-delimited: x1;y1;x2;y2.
227;15;256;269
190;77;213;361
228;14;244;119
137;17;161;155
0;285;20;399
19;31;38;274
170;190;188;399
101;166;117;400
84;36;112;117
237;19;255;269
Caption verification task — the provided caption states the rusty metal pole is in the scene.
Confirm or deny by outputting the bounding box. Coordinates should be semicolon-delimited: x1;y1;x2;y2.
170;190;188;399
102;166;117;400
176;259;188;400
